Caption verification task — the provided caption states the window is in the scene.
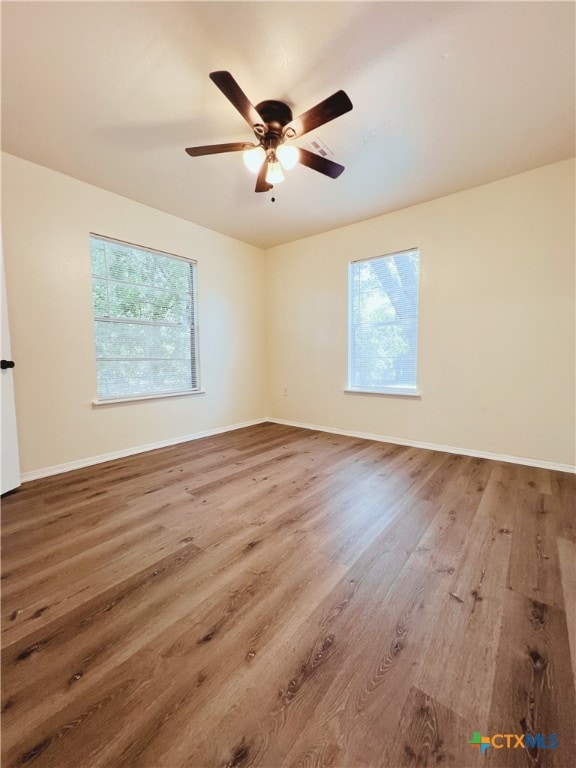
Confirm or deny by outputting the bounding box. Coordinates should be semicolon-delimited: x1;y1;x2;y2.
348;248;420;396
90;234;199;401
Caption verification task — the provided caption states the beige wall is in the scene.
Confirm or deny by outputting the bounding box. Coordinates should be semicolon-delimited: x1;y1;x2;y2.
3;154;574;476
265;159;575;467
2;153;266;475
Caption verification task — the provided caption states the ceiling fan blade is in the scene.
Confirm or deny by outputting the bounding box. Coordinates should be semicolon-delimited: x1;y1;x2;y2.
297;148;345;179
284;90;352;139
209;71;265;132
185;142;256;157
255;160;272;193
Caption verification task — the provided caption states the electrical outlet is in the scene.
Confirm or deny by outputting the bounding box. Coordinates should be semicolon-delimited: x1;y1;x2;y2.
283;386;288;396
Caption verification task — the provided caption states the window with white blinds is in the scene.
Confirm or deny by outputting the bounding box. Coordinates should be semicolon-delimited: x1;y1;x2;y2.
348;249;420;395
90;235;199;401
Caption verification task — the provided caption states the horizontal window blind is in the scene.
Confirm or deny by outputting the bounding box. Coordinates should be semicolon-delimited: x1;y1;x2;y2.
349;249;420;392
90;235;199;400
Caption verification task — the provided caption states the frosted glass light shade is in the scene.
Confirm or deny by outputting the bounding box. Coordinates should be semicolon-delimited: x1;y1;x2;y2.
243;146;266;173
277;144;299;170
265;161;285;184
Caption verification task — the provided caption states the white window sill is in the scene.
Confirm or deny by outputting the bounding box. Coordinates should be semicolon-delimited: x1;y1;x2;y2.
344;387;421;398
93;390;205;406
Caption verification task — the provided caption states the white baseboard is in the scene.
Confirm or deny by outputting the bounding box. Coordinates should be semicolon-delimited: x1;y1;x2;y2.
267;418;576;474
20;419;268;483
20;415;575;483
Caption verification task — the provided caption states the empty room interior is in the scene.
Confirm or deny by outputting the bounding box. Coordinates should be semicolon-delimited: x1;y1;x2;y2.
1;2;575;767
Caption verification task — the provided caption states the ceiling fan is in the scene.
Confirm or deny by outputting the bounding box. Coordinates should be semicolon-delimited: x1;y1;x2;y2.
185;71;353;192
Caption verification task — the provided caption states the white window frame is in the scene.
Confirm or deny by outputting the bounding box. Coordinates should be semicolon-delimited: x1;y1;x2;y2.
346;248;421;397
90;234;202;404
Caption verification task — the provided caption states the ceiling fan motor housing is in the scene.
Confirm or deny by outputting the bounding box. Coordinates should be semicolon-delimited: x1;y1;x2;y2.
255;100;293;144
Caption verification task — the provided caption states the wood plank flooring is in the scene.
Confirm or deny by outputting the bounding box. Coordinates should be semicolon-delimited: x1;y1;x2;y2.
1;423;575;767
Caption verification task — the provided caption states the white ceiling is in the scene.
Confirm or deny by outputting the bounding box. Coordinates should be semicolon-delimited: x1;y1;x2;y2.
2;1;574;249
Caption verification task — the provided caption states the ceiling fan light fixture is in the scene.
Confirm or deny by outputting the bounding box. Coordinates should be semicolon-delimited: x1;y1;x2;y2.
243;145;266;173
185;71;353;192
276;144;299;170
265;160;285;184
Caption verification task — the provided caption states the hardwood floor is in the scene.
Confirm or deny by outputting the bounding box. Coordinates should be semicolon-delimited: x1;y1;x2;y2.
1;423;575;768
